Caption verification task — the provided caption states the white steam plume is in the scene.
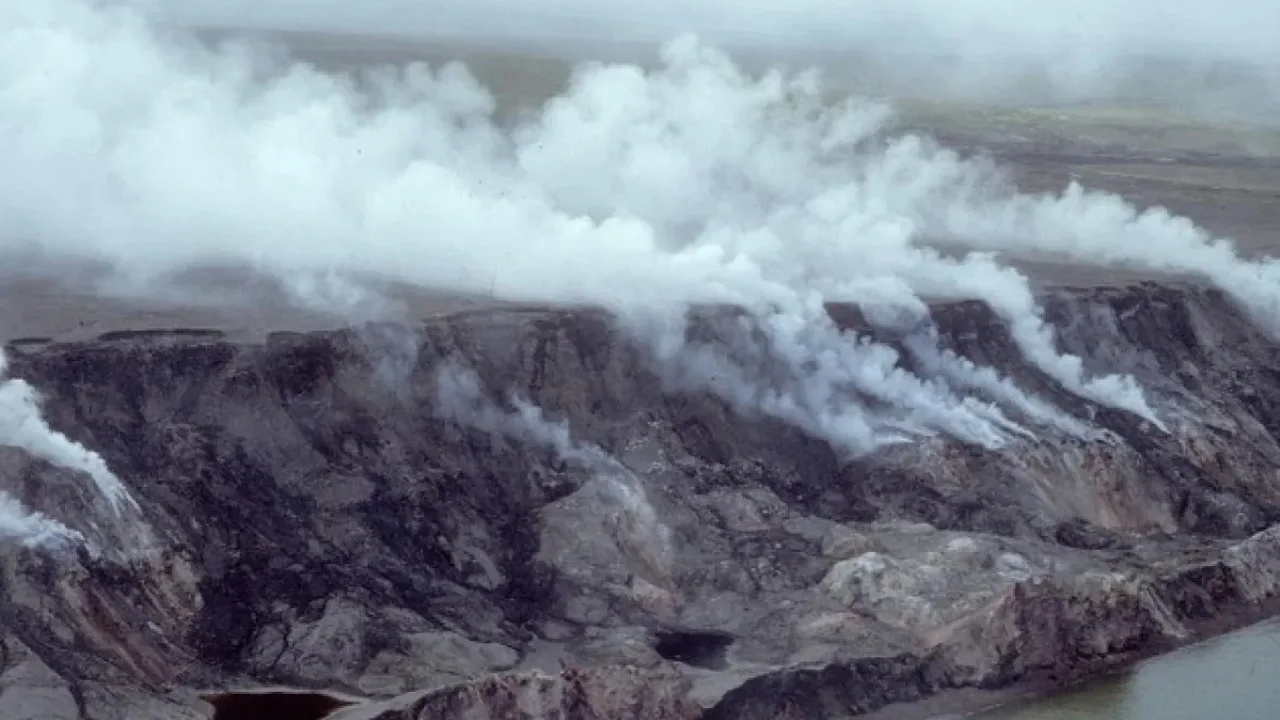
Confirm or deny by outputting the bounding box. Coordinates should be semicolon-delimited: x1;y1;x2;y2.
899;325;1093;438
0;349;138;515
12;1;1280;455
891;250;1161;427
0;491;85;551
827;135;1280;340
433;361;671;573
630;300;1030;455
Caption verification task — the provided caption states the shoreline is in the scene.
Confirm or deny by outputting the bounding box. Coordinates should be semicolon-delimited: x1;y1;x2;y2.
867;589;1280;720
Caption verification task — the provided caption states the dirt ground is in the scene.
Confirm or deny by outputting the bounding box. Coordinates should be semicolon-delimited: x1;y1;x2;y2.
5;28;1280;342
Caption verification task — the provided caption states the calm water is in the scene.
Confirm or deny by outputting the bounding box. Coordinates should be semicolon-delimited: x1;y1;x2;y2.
975;619;1280;720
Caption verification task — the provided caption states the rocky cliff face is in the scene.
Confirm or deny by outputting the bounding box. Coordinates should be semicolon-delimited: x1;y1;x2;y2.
2;283;1280;719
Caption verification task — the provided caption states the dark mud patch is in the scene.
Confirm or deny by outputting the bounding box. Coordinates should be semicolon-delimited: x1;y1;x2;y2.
653;629;736;670
201;690;359;720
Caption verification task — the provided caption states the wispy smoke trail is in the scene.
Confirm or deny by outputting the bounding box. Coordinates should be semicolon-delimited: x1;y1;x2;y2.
875;249;1162;426
433;361;671;574
900;325;1092;438
631;302;1028;455
358;322;422;398
0;349;137;516
0;490;84;550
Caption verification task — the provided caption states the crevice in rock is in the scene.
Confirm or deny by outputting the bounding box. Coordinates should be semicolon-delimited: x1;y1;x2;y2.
652;629;735;670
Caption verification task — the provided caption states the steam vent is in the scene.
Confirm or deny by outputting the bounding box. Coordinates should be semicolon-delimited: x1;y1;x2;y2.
5;3;1280;720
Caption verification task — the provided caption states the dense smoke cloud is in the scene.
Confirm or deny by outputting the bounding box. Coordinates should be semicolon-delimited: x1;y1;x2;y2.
5;0;1280;460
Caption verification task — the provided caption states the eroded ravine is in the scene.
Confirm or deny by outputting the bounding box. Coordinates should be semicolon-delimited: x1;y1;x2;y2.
0;283;1279;719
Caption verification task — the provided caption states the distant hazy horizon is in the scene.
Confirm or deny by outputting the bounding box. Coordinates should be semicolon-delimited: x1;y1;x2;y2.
145;0;1280;118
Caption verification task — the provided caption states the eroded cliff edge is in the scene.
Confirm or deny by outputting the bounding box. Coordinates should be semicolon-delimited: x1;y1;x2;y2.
2;283;1280;719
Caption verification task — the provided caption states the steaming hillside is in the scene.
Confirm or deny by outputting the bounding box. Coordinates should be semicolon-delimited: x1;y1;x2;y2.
5;286;1280;720
4;1;1280;719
